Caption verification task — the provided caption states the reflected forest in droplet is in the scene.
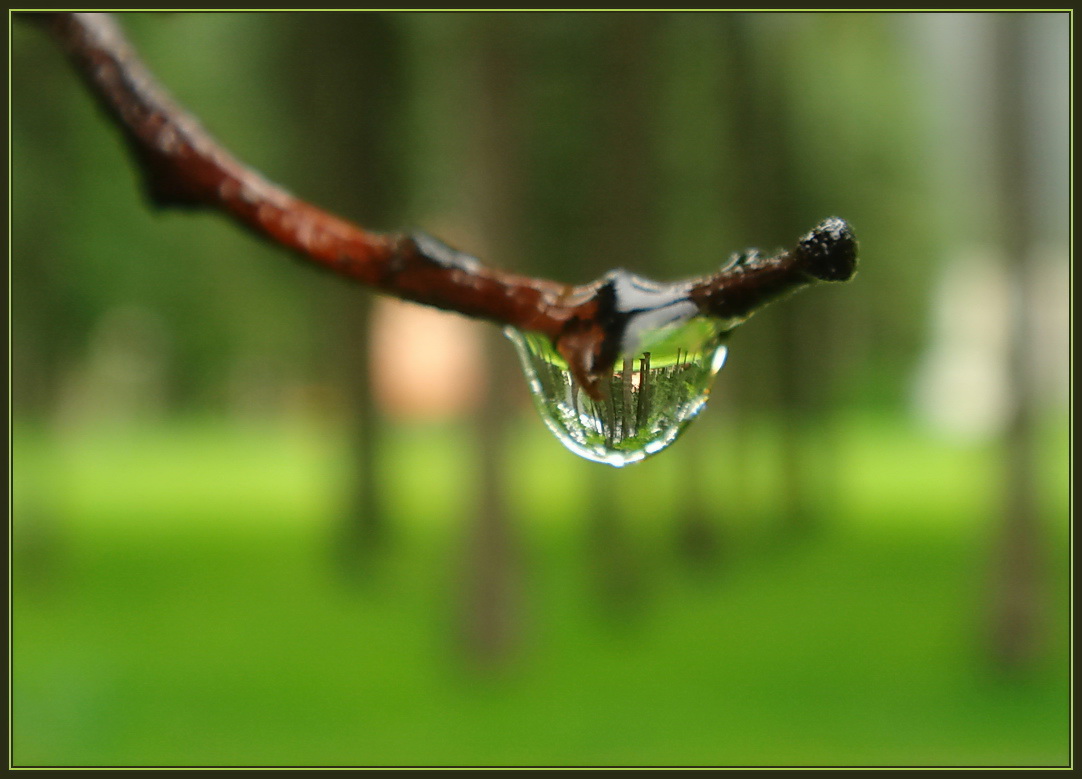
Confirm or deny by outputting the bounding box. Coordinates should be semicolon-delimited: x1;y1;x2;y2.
507;316;729;467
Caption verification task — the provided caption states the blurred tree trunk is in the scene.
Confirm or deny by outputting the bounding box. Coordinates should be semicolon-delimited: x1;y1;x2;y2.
660;16;729;570
583;14;661;617
275;15;408;567
674;425;725;572
988;13;1044;672
458;14;526;668
12;27;111;421
720;15;832;536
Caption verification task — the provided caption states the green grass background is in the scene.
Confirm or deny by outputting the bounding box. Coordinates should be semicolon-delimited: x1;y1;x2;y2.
11;414;1070;767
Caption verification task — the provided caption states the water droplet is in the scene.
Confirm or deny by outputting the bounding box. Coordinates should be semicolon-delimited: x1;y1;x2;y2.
501;220;858;466
507;312;730;468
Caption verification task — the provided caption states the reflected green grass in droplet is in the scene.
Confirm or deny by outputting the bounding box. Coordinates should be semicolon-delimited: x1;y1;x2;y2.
506;317;730;467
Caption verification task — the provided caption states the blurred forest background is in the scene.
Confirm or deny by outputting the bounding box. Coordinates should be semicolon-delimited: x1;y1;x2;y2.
11;11;1070;767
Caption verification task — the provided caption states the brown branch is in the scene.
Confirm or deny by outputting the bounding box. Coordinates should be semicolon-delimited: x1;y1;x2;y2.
35;12;858;398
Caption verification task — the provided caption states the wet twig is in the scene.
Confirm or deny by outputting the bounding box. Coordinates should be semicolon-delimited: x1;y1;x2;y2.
37;12;858;398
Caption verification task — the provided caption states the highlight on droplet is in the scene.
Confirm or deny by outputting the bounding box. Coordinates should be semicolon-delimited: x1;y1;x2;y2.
506;315;730;467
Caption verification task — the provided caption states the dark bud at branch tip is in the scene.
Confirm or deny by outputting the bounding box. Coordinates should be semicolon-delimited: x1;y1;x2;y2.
795;217;858;282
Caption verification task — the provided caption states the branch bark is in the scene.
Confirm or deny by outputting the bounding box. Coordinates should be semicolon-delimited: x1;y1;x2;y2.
36;12;858;398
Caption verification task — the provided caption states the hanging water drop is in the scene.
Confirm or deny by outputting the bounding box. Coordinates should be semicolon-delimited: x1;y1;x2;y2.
506;267;742;467
507;316;729;467
504;219;858;466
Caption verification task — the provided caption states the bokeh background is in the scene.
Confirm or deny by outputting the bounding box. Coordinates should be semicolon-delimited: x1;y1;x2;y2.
11;11;1070;767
